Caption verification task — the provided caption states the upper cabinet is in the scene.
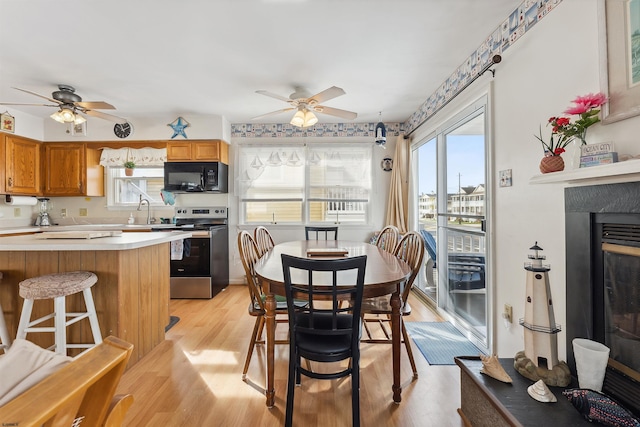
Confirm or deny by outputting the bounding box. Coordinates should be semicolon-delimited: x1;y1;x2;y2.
43;143;104;197
3;134;41;195
167;140;229;164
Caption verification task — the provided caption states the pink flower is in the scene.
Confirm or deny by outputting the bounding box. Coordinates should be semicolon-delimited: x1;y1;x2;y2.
563;92;607;115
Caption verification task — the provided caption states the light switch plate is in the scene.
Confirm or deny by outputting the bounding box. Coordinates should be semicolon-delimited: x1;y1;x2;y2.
79;208;88;217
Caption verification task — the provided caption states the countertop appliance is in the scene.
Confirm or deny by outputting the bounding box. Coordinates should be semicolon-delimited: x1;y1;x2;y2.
155;206;229;299
163;162;228;193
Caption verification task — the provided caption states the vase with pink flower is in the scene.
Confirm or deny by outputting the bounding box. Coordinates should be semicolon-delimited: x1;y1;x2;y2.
550;93;608;168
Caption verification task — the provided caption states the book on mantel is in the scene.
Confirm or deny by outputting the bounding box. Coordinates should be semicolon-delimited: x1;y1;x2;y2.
579;142;617;168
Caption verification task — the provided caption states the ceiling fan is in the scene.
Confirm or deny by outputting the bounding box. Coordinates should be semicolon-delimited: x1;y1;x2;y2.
0;84;127;124
252;86;357;127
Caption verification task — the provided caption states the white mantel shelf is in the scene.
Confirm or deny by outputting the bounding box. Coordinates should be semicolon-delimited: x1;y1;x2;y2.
530;159;640;185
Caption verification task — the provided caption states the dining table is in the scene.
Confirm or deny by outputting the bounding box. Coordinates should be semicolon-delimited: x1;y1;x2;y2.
254;239;412;408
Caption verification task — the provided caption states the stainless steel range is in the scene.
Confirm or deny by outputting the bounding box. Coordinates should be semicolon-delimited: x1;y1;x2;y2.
160;206;229;299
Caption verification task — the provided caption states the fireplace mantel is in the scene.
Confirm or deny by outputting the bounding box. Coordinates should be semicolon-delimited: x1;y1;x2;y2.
530;159;640;185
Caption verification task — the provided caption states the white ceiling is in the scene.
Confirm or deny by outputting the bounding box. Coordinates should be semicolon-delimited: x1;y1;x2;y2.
0;0;521;127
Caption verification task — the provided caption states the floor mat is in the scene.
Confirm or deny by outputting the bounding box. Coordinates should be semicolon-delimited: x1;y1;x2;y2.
165;315;180;332
404;321;483;365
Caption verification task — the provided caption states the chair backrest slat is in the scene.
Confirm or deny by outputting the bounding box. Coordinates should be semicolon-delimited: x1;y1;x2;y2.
281;254;366;339
393;231;425;304
375;225;399;254
254;226;275;257
305;226;338;241
237;231;265;311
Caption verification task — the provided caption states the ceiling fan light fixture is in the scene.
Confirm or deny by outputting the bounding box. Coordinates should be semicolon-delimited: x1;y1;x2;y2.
290;110;305;127
302;110;318;127
50;107;77;123
73;114;86;125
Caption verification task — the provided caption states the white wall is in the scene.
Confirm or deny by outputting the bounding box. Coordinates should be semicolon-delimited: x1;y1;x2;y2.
490;0;640;359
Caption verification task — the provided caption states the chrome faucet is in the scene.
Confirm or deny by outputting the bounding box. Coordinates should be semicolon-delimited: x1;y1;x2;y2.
137;195;151;224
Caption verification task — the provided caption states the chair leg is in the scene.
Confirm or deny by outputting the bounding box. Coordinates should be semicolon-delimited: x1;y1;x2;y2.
401;321;418;379
54;296;66;356
352;351;361;427
0;302;11;352
16;298;34;340
285;346;297;427
82;288;103;346
242;316;263;380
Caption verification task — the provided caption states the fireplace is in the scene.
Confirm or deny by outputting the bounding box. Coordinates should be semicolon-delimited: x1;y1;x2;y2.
566;182;640;416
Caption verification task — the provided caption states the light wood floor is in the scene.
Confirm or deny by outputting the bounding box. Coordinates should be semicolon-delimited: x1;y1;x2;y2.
116;286;465;427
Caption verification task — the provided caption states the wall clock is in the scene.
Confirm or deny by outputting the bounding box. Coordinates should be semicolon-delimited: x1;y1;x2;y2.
113;122;133;139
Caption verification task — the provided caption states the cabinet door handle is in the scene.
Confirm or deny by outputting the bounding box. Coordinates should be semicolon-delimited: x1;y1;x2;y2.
7;177;12;187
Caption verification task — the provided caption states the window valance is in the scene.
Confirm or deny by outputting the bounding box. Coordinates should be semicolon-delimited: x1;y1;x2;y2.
99;147;167;167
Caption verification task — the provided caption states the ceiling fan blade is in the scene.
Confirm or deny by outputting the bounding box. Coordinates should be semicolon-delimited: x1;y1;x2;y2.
256;90;294;103
313;105;357;120
0;102;58;107
12;87;61;104
82;109;127;124
308;86;346;104
76;101;116;110
251;108;295;120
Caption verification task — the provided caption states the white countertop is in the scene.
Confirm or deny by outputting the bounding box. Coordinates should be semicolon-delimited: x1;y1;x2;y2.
0;231;192;251
0;223;178;235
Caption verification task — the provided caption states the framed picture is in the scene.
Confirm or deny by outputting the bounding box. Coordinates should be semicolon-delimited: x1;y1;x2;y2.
70;121;87;136
599;0;640;124
0;111;15;133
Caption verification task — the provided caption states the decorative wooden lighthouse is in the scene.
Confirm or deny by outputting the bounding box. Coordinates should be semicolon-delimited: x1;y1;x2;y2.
514;242;570;387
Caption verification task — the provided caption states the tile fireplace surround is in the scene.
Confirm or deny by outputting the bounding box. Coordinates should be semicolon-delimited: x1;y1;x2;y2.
565;181;640;417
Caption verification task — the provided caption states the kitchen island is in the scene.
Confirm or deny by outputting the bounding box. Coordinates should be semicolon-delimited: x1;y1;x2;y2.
0;231;190;367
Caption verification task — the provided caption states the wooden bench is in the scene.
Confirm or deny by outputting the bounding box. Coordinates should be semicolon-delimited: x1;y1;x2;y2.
0;336;134;427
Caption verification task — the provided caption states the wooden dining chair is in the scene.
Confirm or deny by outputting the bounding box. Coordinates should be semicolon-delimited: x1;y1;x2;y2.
360;231;425;380
237;231;290;382
281;254;367;427
253;226;275;257
304;226;338;240
375;225;400;254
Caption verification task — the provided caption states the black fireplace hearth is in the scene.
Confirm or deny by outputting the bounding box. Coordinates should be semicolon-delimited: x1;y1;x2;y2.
565;182;640;417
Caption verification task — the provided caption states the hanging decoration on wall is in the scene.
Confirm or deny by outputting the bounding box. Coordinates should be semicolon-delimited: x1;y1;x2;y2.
168;116;190;139
381;157;393;172
0;111;15;133
374;111;386;148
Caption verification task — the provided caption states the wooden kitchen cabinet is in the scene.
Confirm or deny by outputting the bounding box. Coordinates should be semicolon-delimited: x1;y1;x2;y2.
4;134;41;195
43;143;104;196
166;140;229;164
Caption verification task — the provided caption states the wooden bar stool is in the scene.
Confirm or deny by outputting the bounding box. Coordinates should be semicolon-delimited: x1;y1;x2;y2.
16;271;103;356
0;272;11;353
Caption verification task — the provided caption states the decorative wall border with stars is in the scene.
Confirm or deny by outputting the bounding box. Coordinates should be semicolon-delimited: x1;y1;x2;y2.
231;122;404;139
231;0;563;139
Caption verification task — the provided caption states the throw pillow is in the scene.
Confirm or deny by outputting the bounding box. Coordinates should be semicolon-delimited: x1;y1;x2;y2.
0;339;72;406
562;388;640;427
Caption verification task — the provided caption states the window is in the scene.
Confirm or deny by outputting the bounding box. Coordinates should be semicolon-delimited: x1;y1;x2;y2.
99;147;167;208
237;143;372;224
106;167;165;207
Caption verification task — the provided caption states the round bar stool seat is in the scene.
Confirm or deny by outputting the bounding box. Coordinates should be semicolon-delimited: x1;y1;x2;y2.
17;271;103;356
0;272;11;353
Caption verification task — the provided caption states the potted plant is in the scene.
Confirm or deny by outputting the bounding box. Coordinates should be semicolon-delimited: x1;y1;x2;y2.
124;161;136;176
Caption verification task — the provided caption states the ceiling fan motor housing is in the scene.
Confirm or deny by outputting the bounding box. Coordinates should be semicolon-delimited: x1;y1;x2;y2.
52;85;82;104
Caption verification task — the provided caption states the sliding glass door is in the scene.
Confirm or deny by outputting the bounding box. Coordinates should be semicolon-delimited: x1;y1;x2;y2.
413;98;489;350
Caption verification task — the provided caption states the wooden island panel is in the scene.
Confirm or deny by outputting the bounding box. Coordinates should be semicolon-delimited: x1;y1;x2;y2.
0;243;170;367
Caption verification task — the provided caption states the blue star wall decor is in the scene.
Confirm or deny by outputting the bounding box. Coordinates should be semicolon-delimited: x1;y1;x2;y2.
168;116;190;139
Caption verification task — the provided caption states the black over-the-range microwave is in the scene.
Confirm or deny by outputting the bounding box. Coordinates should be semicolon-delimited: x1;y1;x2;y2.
164;161;228;193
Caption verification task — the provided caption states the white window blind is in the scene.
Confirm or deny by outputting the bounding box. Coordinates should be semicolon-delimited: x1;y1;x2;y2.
237;143;371;224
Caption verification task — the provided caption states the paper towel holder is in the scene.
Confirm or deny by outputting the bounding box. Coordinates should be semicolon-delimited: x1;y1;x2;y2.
4;195;38;205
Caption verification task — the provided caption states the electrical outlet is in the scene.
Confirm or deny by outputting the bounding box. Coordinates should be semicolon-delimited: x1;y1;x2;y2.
60;208;67;218
79;208;88;217
13;207;21;217
504;304;513;324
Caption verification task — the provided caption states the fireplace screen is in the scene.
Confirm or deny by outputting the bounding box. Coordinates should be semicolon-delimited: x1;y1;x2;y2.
603;243;640;373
